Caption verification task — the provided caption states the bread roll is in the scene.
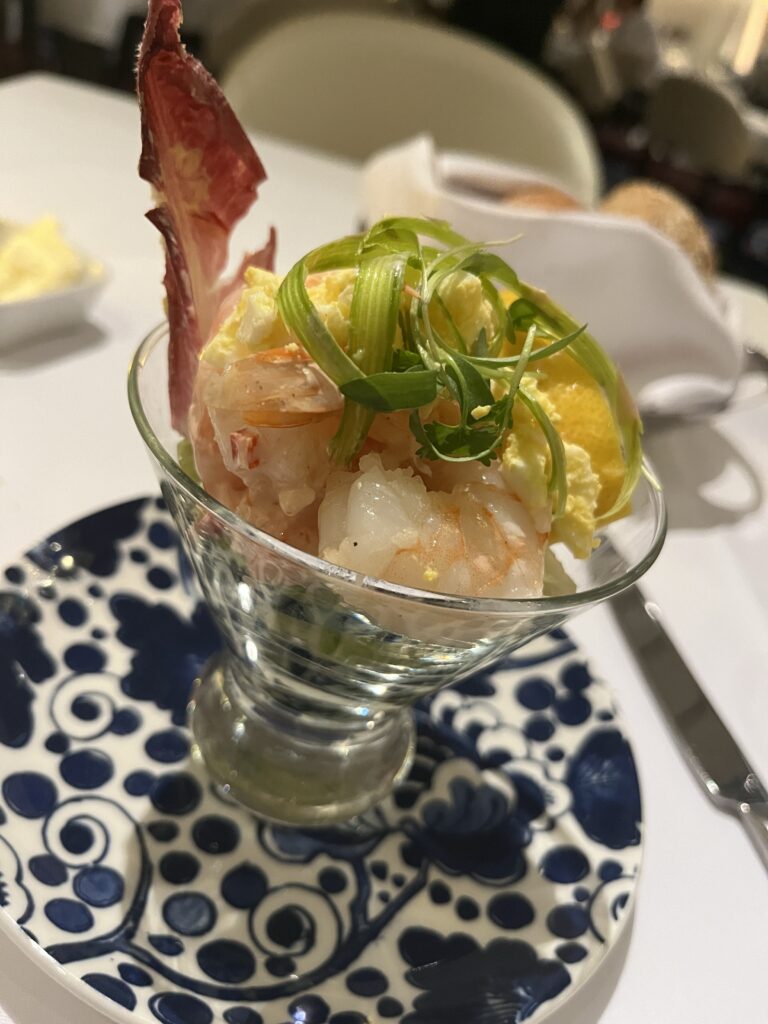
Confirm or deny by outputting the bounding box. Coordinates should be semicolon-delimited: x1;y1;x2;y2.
502;183;584;212
600;180;716;282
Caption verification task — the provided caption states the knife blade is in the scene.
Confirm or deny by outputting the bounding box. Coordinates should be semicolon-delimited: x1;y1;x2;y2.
610;582;768;871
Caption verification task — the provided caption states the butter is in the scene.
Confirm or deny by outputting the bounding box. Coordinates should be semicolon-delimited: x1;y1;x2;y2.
0;216;89;302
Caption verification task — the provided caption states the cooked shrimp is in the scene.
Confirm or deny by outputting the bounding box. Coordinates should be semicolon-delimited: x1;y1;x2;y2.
190;350;549;588
318;454;547;598
359;411;423;471
189;347;342;551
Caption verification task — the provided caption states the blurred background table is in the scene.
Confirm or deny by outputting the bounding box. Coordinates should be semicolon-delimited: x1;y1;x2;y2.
3;0;767;289
0;71;767;1024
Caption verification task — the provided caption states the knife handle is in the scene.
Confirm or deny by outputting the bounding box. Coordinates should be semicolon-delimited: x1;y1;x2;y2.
739;803;768;872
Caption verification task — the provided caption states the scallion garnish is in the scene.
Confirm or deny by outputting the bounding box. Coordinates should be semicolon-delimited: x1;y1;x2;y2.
275;216;642;522
329;251;407;463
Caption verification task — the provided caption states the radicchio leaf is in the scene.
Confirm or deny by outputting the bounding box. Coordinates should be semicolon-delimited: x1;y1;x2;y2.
137;0;274;433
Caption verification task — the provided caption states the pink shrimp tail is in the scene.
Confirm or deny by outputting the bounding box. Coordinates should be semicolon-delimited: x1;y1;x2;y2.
137;0;275;434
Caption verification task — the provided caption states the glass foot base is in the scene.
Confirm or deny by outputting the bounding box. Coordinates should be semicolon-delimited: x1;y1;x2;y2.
189;655;415;826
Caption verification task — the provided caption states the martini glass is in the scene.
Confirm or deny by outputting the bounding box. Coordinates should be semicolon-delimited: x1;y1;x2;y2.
129;325;665;826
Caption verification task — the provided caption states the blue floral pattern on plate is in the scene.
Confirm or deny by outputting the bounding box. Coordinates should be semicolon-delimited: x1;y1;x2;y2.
0;498;642;1024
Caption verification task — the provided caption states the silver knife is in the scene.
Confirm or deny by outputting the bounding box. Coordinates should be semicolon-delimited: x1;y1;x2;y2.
610;583;768;871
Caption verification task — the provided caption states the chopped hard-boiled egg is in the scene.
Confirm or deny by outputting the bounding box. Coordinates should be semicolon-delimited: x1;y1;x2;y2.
202;267;357;367
501;377;601;557
304;268;357;349
433;270;497;349
202;267;287;368
500;377;552;532
535;350;627;520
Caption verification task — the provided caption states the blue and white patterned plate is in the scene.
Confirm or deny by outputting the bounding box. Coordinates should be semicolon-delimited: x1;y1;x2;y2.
0;498;642;1024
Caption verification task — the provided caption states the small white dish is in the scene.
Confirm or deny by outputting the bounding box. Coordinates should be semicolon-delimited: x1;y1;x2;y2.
0;223;107;350
0;269;107;350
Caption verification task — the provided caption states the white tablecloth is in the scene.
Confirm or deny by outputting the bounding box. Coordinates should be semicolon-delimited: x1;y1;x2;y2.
0;73;767;1024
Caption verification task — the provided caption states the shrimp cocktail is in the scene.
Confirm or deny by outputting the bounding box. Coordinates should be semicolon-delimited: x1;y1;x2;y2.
129;0;665;825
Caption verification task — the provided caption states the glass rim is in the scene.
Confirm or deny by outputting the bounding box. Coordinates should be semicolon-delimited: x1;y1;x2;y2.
128;323;667;615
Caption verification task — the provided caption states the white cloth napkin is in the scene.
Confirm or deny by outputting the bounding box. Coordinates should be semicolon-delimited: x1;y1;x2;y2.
361;135;744;417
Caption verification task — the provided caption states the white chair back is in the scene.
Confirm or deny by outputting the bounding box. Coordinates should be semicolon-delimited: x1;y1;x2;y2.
649;0;743;72
221;10;603;205
646;74;751;177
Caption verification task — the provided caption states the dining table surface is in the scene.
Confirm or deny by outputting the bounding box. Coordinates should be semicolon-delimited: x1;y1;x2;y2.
1;73;767;1024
